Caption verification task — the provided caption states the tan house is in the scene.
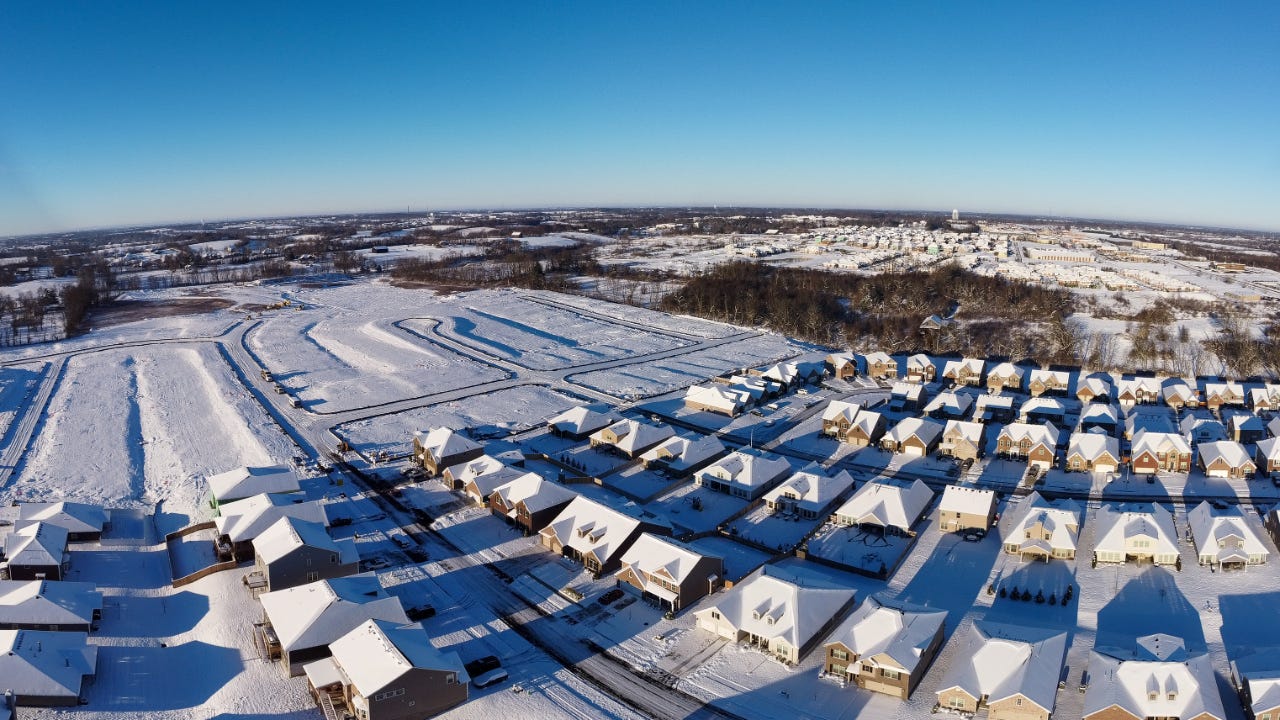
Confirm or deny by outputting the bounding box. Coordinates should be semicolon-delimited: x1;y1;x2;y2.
880;417;944;456
1129;430;1192;474
589;419;676;459
938;485;997;532
1065;432;1120;473
1003;491;1081;561
822;595;946;699
1117;377;1162;406
762;463;856;520
939;420;985;462
1204;381;1246;412
942;358;984;387
861;352;897;380
1082;635;1226;720
539;496;667;576
935;621;1068;720
251;517;359;593
412;427;483;477
827;351;858;380
1076;376;1112;404
615;533;723;613
304;619;467;720
488;473;577;535
639;435;726;477
1028;369;1071;397
986;362;1024;393
1188;501;1269;569
1257;438;1280;478
1162;380;1199;410
695;448;792;500
1198;440;1257;479
843;410;886;447
546;406;621;440
821;400;861;437
996;422;1060;470
1092;504;1180;566
685;383;748;417
905;354;936;383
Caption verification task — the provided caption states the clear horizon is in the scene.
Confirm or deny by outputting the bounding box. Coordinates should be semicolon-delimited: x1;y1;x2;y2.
3;1;1278;237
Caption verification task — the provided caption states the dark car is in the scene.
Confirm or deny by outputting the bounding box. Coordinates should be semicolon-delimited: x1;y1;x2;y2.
406;604;436;621
464;655;502;678
598;588;625;605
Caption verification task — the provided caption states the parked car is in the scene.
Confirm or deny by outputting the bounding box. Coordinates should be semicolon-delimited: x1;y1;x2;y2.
406;604;436;621
472;668;508;689
464;655;502;677
598;588;625;605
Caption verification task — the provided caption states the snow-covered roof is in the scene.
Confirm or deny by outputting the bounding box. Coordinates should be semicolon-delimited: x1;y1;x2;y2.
1131;430;1191;457
940;485;996;517
1199;440;1254;469
936;621;1067;713
827;351;856;368
1005;492;1081;553
1085;641;1226;720
833;478;934;531
999;422;1060;448
540;496;649;566
943;419;984;445
1187;501;1269;563
590;419;676;455
1162;381;1196;402
1228;412;1264;433
686;384;746;414
988;362;1024;380
329;619;466;696
906;353;934;370
1079;403;1119;424
761;360;824;384
413;426;481;459
695;565;855;654
861;351;892;366
640;435;726;470
3;522;68;568
0;580;102;627
823;594;946;673
253;517;359;567
943;357;984;377
618;533;719;588
1078;376;1111;396
208;465;303;503
850;410;883;437
1233;649;1280;716
1204;381;1245;400
890;382;923;401
923;391;973;416
1093;504;1179;557
1118;377;1162;396
0;629;97;702
444;454;522;487
260;574;408;653
546;406;620;436
698;449;791;492
885;416;944;446
16;502;108;536
1020;396;1066;418
821;399;860;423
1030;368;1070;386
1068;432;1119;463
1258;437;1280;462
762;463;855;512
214;493;329;544
490;472;576;513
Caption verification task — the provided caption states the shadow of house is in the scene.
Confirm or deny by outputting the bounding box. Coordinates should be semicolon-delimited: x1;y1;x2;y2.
1095;567;1205;653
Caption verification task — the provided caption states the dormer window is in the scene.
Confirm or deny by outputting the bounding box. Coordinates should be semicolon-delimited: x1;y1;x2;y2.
1167;692;1176;700
1148;691;1158;701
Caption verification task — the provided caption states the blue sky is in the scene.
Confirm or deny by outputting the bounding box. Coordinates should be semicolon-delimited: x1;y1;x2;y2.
2;1;1278;236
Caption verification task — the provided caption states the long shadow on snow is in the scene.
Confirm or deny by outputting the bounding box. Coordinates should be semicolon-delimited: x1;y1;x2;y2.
1095;566;1206;652
87;641;240;711
96;591;210;638
1219;590;1280;654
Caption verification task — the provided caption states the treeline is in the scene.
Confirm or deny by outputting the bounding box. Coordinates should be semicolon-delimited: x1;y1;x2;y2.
390;242;599;292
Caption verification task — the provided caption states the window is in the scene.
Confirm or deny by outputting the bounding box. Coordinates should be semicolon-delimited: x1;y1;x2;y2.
710;611;721;620
306;571;320;582
948;696;965;709
831;649;848;661
1014;698;1022;706
882;669;899;680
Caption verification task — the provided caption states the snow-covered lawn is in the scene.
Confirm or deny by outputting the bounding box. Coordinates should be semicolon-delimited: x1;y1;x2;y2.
533;290;738;339
725;505;826;554
568;335;802;398
646;483;750;535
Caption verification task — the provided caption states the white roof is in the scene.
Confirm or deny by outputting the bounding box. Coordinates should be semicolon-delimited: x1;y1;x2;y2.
861;351;892;366
999;422;1060;448
891;382;923;401
943;357;985;376
834;478;934;531
214;493;329;544
1079;403;1119;424
1162;381;1196;402
943;420;984;445
1187;501;1269;563
1118;377;1162;396
1131;430;1191;457
906;353;934;370
885;416;944;446
1228;412;1264;432
0;580;102;627
260;574;408;653
1078;376;1111;396
1258;437;1280;462
490;472;576;513
1205;381;1245;399
762;463;856;512
639;435;726;470
618;533;719;587
827;351;856;368
698;449;791;492
208;465;302;503
414;427;481;459
940;485;996;517
1085;644;1226;720
975;393;1014;411
330;619;466;696
686;384;745;413
1020;396;1066;418
850;410;883;437
1233;649;1280;715
252;517;359;567
695;565;855;654
445;454;522;487
923;391;973;416
988;362;1024;380
1005;492;1081;553
1068;432;1119;463
546;406;620;436
539;496;647;566
0;629;97;701
1093;504;1179;557
1030;368;1070;385
936;621;1067;713
590;419;676;455
821;399;860;423
17;502;108;535
1199;440;1254;469
824;595;945;673
4;522;68;568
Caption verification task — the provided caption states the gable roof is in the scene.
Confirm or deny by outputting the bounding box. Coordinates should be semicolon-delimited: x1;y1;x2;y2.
937;621;1067;713
821;399;860;424
260;574;408;653
943;419;984;445
686;384;747;413
252;517;358;567
590;419;676;454
924;392;974;416
698;449;792;491
906;353;934;371
940;485;996;517
1258;437;1280;462
695;565;855;654
639;435;726;470
539;496;651;565
214;493;329;544
1068;432;1120;463
943;357;985;377
207;465;303;503
1078;376;1112;397
762;463;856;511
0;580;103;627
329;619;466;696
1030;368;1070;386
885;417;945;446
618;533;720;587
546;406;621;436
1085;641;1226;720
988;362;1024;380
1130;430;1191;457
824;594;946;673
999;422;1060;448
1199;440;1254;469
490;472;577;513
1079;403;1119;424
1093;504;1179;557
16;502;108;536
3;522;68;568
1020;396;1066;418
0;629;97;701
1232;649;1280;716
413;427;481;459
1162;380;1196;402
833;478;934;531
1187;501;1269;563
1005;492;1081;553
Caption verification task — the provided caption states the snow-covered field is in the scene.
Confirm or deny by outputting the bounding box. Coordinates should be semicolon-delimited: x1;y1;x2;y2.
0;362;45;439
569;334;802;398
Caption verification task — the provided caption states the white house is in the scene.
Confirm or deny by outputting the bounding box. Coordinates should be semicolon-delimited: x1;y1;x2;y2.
208;465;303;508
1092;503;1180;566
695;448;792;501
639;435;726;476
762;463;856;519
831;478;934;537
1002;491;1081;561
1186;501;1270;568
0;629;98;706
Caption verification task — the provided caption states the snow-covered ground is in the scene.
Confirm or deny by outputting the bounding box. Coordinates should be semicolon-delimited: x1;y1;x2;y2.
569;334;802;398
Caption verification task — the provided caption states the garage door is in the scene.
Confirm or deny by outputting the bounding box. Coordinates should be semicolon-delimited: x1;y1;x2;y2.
904;445;924;457
1208;468;1229;479
1094;463;1117;474
862;679;904;698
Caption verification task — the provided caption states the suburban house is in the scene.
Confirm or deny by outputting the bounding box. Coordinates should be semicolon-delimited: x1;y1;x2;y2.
487;473;577;535
694;448;792;501
1019;396;1067;425
905;354;936;383
1092;504;1180;566
3;522;69;581
826;351;857;380
1076;376;1112;404
259;574;409;676
1231;649;1280;720
1129;430;1193;474
0;629;97;706
1078;403;1120;435
213;493;329;561
1251;386;1280;414
251;517;360;593
821;400;862;437
304;619;467;720
16;502;108;542
1117;377;1161;407
546;406;621;440
1229;413;1267;444
1029;368;1071;397
694;565;857;665
1187;501;1270;569
986;362;1025;393
938;485;998;532
860;351;897;380
461;465;532;505
1198;440;1257;479
0;580;102;631
639;435;726;477
934;621;1068;720
942;357;985;387
973;393;1015;423
821;594;946;700
843;410;886;447
939;420;985;462
762;463;856;520
996;422;1060;470
1082;635;1226;720
685;383;748;417
207;465;303;511
1204;381;1247;412
442;454;521;497
889;381;926;412
1066;432;1121;474
539;496;667;576
757;360;826;390
923;391;973;420
831;478;934;537
615;533;724;613
880;417;944;456
589;419;676;459
412;427;484;476
1003;491;1081;561
1162;380;1199;410
1256;438;1280;477
1181;413;1229;444
1126;412;1178;440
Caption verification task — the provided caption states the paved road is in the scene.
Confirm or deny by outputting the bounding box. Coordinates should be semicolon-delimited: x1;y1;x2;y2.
0;356;65;487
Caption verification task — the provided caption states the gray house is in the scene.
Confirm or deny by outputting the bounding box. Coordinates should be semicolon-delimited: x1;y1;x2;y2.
251;517;359;593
